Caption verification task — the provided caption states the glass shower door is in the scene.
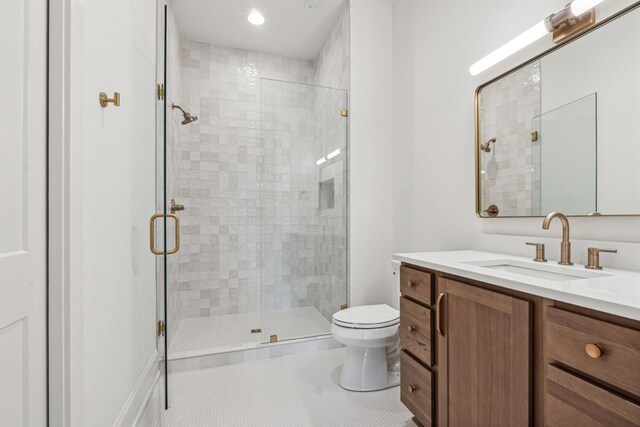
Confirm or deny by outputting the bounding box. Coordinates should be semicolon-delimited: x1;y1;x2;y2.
259;79;349;344
153;3;178;409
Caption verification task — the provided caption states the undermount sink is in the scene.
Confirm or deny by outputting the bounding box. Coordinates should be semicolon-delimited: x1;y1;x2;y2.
464;259;611;282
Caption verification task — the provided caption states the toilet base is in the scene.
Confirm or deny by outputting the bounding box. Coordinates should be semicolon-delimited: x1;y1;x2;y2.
339;346;400;392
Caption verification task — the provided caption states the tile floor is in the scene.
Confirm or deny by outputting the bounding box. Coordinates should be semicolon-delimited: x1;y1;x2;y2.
169;307;331;357
139;348;416;427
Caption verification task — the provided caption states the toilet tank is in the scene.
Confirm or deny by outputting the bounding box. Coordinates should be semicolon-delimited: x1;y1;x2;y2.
390;260;401;310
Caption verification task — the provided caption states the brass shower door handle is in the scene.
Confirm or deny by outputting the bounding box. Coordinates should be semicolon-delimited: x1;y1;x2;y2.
149;213;180;255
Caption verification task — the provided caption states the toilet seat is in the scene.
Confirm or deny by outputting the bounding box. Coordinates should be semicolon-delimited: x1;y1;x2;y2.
332;304;399;329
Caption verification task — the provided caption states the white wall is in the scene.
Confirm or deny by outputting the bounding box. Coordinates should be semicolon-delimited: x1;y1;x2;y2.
393;0;485;253
393;0;640;249
66;0;159;425
349;0;395;306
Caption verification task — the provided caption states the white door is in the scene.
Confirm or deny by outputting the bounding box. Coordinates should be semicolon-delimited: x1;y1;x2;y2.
0;0;48;425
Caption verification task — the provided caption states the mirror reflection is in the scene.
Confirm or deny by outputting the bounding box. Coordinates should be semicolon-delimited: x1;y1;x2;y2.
477;5;640;217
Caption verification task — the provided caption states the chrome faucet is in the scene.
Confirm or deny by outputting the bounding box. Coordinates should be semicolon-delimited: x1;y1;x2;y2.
542;211;573;265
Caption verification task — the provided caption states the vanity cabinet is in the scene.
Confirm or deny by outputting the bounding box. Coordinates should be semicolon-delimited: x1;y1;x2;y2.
436;277;531;427
401;350;434;426
544;305;640;426
545;364;640;426
545;307;640;397
399;265;435;426
399;266;532;427
399;262;640;427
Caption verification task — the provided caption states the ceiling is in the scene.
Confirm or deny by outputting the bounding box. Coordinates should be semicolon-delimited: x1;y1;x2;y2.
172;0;347;60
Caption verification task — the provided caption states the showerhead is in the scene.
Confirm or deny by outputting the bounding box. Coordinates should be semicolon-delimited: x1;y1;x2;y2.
480;137;496;153
181;114;198;125
171;103;198;125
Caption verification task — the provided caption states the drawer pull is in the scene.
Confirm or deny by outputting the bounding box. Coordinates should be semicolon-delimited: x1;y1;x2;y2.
585;343;603;359
408;324;418;333
408;384;419;393
408;280;416;288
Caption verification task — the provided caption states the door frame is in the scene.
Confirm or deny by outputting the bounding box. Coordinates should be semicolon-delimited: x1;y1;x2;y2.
48;0;84;425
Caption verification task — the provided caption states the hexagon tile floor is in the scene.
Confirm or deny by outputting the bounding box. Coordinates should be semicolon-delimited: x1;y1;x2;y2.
138;347;417;427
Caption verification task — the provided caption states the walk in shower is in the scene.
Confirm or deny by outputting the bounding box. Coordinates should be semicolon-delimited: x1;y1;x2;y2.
155;0;350;405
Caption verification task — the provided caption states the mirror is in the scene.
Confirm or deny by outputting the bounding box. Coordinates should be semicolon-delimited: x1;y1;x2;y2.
476;3;640;217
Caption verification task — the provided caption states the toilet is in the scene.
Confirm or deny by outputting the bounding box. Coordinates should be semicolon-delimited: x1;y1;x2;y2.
331;261;402;391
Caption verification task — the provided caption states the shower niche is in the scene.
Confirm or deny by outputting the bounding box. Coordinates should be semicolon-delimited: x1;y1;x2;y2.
155;0;349;398
319;178;335;210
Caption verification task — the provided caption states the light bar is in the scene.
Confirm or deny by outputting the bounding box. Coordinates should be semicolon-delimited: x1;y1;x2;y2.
469;0;606;76
469;20;549;76
571;0;605;16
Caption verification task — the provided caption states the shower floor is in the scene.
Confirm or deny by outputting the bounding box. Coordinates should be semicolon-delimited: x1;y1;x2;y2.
168;306;332;358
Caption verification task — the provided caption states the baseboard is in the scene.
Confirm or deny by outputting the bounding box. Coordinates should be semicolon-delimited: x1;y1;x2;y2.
114;349;159;427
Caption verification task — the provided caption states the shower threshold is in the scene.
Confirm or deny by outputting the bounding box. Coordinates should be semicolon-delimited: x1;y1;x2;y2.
168;306;332;360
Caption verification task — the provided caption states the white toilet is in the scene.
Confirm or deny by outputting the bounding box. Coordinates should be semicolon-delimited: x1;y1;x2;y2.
331;261;402;391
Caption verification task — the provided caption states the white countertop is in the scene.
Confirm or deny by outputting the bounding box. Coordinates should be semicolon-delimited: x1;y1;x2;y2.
394;250;640;321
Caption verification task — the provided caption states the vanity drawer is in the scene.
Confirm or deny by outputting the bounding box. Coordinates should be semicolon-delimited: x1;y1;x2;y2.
545;364;640;426
400;265;433;305
400;297;433;366
400;350;434;427
546;307;640;397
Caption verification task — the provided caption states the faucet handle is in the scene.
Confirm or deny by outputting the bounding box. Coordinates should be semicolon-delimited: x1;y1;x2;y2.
526;242;547;262
170;199;185;213
586;247;617;270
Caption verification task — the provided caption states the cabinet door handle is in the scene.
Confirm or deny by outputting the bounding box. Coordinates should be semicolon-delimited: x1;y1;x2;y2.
408;325;417;333
408;384;418;393
436;292;445;336
408;280;416;288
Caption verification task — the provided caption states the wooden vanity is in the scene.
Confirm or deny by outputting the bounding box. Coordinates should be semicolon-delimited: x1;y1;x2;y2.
399;263;640;427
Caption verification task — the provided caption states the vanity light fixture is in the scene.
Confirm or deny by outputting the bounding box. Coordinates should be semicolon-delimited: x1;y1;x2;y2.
469;0;606;76
248;9;265;25
316;157;327;166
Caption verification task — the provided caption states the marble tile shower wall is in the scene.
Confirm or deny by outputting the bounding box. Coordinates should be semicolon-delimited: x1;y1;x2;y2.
175;5;349;323
310;90;348;320
259;80;347;320
314;5;350;91
311;8;349;319
177;42;313;319
480;62;541;216
260;80;318;313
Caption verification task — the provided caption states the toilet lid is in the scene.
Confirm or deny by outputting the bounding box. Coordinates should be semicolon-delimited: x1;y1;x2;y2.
333;304;399;329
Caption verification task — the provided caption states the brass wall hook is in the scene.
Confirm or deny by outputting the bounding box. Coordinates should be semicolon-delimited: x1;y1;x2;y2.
99;92;120;108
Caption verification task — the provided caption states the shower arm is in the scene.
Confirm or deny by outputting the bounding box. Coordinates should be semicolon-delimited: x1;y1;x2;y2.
171;103;187;114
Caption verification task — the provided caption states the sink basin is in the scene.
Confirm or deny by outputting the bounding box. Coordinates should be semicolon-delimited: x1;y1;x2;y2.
464;259;611;281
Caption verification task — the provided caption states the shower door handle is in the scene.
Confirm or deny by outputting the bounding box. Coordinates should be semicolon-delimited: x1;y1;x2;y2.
149;213;180;255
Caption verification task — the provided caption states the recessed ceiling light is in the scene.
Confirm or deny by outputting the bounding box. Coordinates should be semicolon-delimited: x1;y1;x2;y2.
248;10;265;26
